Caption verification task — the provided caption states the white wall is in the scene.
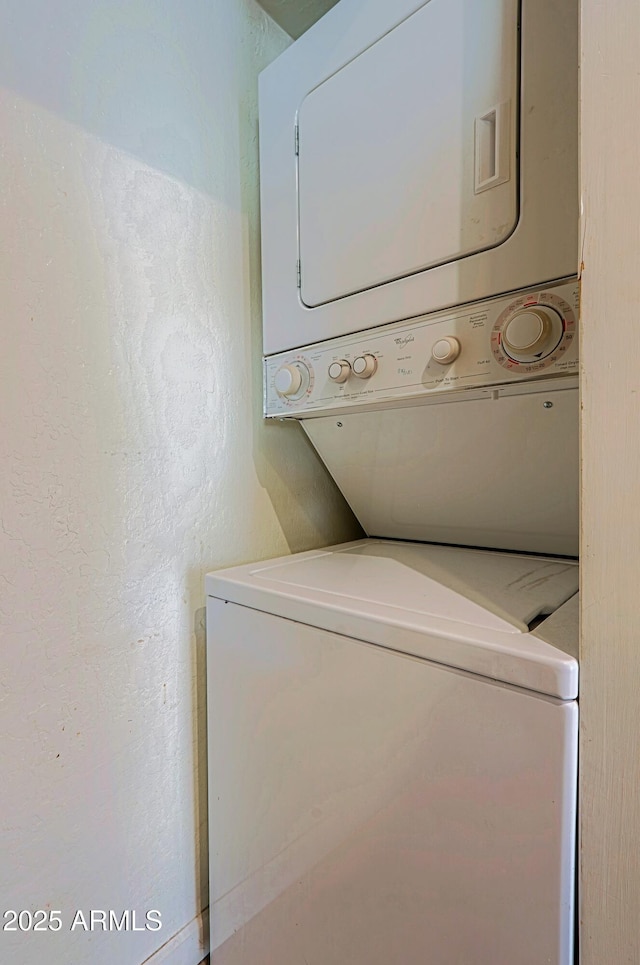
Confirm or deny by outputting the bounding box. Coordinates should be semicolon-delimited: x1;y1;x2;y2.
580;0;640;959
0;2;360;963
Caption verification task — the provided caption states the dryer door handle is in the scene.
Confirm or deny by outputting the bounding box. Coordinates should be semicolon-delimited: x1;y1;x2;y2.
474;101;511;193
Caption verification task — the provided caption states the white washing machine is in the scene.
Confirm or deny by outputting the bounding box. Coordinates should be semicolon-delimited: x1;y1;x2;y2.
206;539;578;964
208;1;581;960
259;0;578;353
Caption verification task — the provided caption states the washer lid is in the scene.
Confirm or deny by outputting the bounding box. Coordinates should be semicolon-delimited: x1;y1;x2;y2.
206;540;578;699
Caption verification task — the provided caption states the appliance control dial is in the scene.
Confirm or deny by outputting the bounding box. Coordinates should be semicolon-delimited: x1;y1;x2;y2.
491;291;576;372
275;362;310;398
502;307;561;358
352;354;378;379
431;337;461;364
328;360;351;383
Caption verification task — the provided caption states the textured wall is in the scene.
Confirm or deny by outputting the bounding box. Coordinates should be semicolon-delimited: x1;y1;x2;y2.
0;2;360;963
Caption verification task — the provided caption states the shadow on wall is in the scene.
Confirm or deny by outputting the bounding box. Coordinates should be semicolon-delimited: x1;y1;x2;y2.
0;0;362;559
0;0;276;198
255;0;341;39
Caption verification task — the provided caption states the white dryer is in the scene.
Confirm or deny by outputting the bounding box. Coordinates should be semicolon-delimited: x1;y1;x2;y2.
206;539;578;965
259;0;578;353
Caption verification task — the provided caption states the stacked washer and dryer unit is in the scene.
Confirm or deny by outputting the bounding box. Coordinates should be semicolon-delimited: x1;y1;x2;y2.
207;1;579;963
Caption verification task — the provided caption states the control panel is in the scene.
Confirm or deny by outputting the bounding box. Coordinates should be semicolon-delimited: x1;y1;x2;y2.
264;280;579;417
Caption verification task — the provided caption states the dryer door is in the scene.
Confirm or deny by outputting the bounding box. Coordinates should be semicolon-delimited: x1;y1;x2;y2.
298;0;519;308
259;0;577;355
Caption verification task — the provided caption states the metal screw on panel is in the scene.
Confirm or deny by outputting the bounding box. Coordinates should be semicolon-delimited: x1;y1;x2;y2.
336;422;343;427
543;401;553;408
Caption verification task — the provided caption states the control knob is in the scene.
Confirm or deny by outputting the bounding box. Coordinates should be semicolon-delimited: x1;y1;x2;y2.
431;337;461;364
275;362;309;398
328;360;351;383
352;354;378;379
502;306;563;361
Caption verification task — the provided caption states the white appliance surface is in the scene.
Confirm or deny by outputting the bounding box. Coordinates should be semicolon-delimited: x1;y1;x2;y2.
207;539;579;699
237;0;581;958
259;0;578;353
297;0;518;306
206;539;578;965
265;280;579;556
264;280;579;418
302;383;579;556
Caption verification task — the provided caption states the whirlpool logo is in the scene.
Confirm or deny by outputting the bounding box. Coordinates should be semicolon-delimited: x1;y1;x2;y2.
393;334;415;348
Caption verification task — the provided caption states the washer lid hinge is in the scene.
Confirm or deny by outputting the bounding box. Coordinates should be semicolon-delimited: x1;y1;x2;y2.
294;124;299;156
296;260;301;288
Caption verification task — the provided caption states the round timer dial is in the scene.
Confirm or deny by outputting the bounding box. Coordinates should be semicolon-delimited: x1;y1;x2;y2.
491;292;576;373
274;359;312;400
